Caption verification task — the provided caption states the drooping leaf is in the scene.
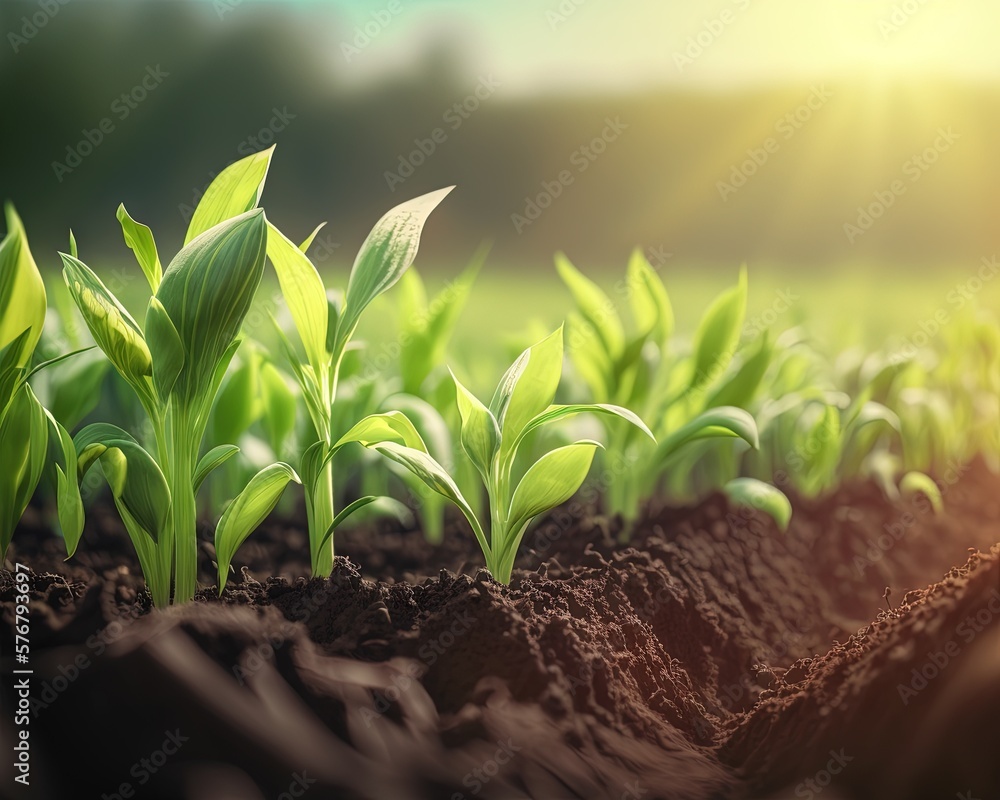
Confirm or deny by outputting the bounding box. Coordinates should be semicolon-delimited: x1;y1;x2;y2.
156;209;268;404
73;423;170;543
185;147;273;244
653;406;759;467
215;462;300;592
116;204;162;291
514;403;655;452
332;411;427;455
899;471;944;515
193;444;241;493
266;220;329;373
316;495;379;553
334;186;454;357
723;477;792;532
0;204;46;368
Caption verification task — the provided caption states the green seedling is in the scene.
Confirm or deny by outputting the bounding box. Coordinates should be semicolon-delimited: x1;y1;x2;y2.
63;150;298;605
0;204;85;560
264;180;454;576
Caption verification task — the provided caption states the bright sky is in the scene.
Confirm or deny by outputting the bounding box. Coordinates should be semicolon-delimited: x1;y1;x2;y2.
318;0;997;92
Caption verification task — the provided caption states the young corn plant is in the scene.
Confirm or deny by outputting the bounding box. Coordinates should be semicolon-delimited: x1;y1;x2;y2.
63;150;299;605
349;327;655;583
0;204;84;560
263;179;454;577
556;252;788;529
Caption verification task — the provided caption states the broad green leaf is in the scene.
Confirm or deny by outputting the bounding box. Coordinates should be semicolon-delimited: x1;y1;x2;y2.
45;412;84;556
332;411;427;454
508;440;601;533
185;147;273;244
299;222;327;253
0;385;48;558
316;495;378;552
514;403;655;453
73;423;169;542
451;369;500;480
61;254;152;386
491;327;563;444
156;210;268;403
215;462;300;592
144;296;185;400
193;444;241;493
0;329;31;413
260;362;296;456
370;441;488;558
266;220;329;372
0;204;46;368
556;253;624;360
334;186;454;357
723;478;792;532
626;248;673;344
689;266;747;390
116;204;161;291
653;406;759;467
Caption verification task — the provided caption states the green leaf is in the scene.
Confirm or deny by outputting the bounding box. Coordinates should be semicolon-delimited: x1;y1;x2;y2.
73;423;169;543
507;440;601;533
626;248;673;344
723;478;792;532
45;412;84;556
689;266;747;390
899;471;943;515
332;411;427;454
299;221;327;253
490;327;563;445
116;204;162;292
215;462;301;592
156;209;268;404
0;385;48;559
653;406;759;467
0;204;47;368
451;369;500;480
211;352;261;446
707;330;773;409
369;441;489;558
266;220;329;373
556;253;624;360
316;495;378;553
185;147;273;244
61;253;152;386
514;403;655;453
334;186;454;357
46;355;108;431
144;296;185;400
193;444;241;493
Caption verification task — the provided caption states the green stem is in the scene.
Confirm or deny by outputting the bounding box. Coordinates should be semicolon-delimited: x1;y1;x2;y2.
310;457;336;577
166;409;200;603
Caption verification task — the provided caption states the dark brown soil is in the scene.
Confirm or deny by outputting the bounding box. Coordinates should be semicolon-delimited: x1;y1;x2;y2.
1;461;998;800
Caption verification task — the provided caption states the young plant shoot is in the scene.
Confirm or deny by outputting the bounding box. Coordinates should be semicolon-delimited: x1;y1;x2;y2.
63;150;299;605
351;327;655;583
263;183;454;578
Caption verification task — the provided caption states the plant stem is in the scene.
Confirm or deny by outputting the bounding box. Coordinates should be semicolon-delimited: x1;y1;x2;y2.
310;457;336;577
166;409;200;604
